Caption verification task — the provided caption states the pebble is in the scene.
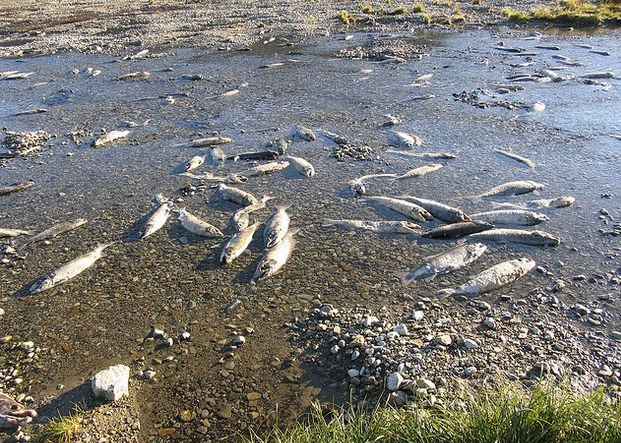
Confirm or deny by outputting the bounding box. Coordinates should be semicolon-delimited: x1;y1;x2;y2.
91;364;130;401
0;308;4;316
416;378;436;390
19;341;34;351
387;372;404;391
179;410;192;422
462;338;479;350
412;310;424;321
483;317;497;330
348;368;360;378
434;334;452;346
393;324;408;335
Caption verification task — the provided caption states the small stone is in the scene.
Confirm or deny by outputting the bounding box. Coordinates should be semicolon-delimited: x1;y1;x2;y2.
462;338;479;349
0;308;4;316
150;327;167;339
91;364;130;401
387;372;404;391
179;410;192;422
360;315;379;327
217;403;232;419
351;350;360;361
246;392;261;401
347;369;360;378
393;324;408;335
330;344;340;354
388;390;407;407
142;370;156;380
477;301;491;311
158;428;176;437
416;378;436;390
434;334;452;346
319;305;335;318
19;341;34;351
180;332;191;341
483;317;496;330
411;310;425;321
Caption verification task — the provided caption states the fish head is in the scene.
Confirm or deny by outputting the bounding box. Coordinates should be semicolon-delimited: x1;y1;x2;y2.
401;222;422;233
208;226;224;237
227;174;248;184
219;248;233;265
0;393;37;429
532;231;560;246
29;276;53;294
251;259;276;283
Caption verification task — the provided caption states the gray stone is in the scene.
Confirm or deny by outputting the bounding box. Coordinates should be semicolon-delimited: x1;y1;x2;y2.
462;338;479;350
416;378;436;390
347;369;360;378
91;364;130;401
434;334;452;346
483;317;496;330
393;324;408;335
387;372;404;391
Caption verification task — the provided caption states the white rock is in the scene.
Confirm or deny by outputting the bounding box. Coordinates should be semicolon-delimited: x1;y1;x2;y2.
360;315;379;327
483;317;497;330
180;332;191;340
416;378;436;390
393;324;408;335
19;341;34;351
351;349;360;361
0;308;4;316
330;344;340;354
387;372;404;391
412;310;424;321
347;369;360;378
91;364;130;401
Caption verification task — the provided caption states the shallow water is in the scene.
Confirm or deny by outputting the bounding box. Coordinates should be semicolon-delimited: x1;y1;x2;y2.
0;28;620;439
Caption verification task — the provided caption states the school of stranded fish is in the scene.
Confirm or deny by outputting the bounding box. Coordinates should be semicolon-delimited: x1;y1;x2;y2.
1;120;574;301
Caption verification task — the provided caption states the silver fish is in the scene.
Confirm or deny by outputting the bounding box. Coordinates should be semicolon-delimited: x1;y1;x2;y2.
116;71;151;80
387;131;422;149
470;210;549;226
231;211;250;232
219;222;260;265
362;196;433;222
177;209;223;237
398;243;487;284
239;161;289;177
18;218;87;251
0;181;34;196
422;220;494;239
348;173;398;197
184;155;205;172
93;130;130;148
29;242;115;294
495;150;536;169
386;150;456;159
286;155;315;177
264;206;291;248
181;172;247;183
393;163;443;180
251;229;298;283
290;124;316;141
467;228;560;246
581;72;615;79
189;137;232;147
437;257;536;299
399;196;470;223
478;180;544;198
217;184;258;206
322;219;421;234
0;228;33;238
492;196;575;210
141;200;173;239
265;137;290;155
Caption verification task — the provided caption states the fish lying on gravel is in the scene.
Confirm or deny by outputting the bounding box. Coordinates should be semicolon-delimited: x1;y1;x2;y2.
290;124;316;141
386;150;456;159
422;220;494;239
264;206;291;248
348;173;398;196
207;146;226;165
437;257;536;299
393;164;443;180
29;242;115;294
322;219;422;234
251;229;298;283
399;196;470;223
478;180;544;198
387;131;422;149
227;150;279;162
581;72;615;79
495;149;536;169
181;172;247;183
183;155;205;172
116;71;151;80
122;49;149;60
239;161;289;177
1;72;34;80
319;130;349;145
0;228;33;238
0;181;34;196
398;243;488;284
232;196;274;232
140;197;174;239
177;209;223;237
467;228;560;246
220;222;260;265
362;196;433;222
286;155;315;177
93;130;130;148
470;210;548;226
216;184;258;206
492;196;575;210
18;218;87;251
0;393;37;429
188;137;232;147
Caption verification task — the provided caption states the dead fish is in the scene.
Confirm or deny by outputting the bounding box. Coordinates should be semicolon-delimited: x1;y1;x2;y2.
0;70;18;77
216;184;258;206
286;155;315;177
140;199;174;239
0;228;33;238
411;94;437;101
207;146;226;165
264;206;291;248
348;173;397;197
534;45;560;50
495;149;536;169
478;180;544;198
393;163;443;180
232;195;274;231
467;228;560;246
180;172;247;183
227;150;279;162
290;124;316;142
177;208;223;237
0;181;34;196
122;49;149;60
437;257;536;299
362;196;433;222
18;218;87;251
2;72;34;80
581;72;615;79
399;196;470;223
189;136;232;147
319;130;349;145
470;210;549;226
116;71;151;80
93;130;130;148
239;161;289;177
86;67;102;77
322;219;421;234
180;74;203;81
576;44;593;49
398;243;487;284
219;89;239;97
494;46;524;53
184;155;205;172
29;242;115;294
381;115;402;127
422;220;494;239
265;137;290;155
387;131;422;149
219;222;260;265
590;50;610;56
386;150;456;159
0;392;37;428
251;229;298;283
13;108;47;116
492;196;575;210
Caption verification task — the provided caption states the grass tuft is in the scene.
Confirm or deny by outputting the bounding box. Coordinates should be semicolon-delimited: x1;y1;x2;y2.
423;12;432;23
358;3;375;14
337;10;358;25
39;409;83;443
390;5;408;14
412;3;426;13
501;0;621;25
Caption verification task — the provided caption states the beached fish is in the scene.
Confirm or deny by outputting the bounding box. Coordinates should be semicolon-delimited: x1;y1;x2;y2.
181;172;247;183
177;209;223;237
393;163;443;180
470;210;548;226
188;137;232;147
216;184;258;206
231;210;250;232
399;196;469;223
29;243;115;294
18;218;87;251
467;228;560;246
251;229;298;283
2;72;34;80
239;161;289;177
322;219;421;234
381;114;402;127
140;200;173;239
362;196;433;222
122;49;149;60
290;124;316;142
183;155;205;172
93;130;130;148
0;393;37;429
204;146;225;166
0;228;33;238
320;130;349;145
493;196;575;210
286;155;315;177
387;131;421;149
478;180;544;198
0;181;34;196
386;150;456;159
438;257;536;299
495;149;536;169
227;150;279;162
117;71;151;80
0;71;18;78
581;72;615;79
264;206;290;248
398;243;487;284
422;220;494;239
348;173;398;197
219;222;260;264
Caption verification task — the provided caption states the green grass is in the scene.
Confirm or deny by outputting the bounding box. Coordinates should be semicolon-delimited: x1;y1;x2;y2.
38;409;83;443
245;383;621;443
412;3;426;13
423;12;432;23
337;10;358;24
390;5;408;14
502;0;621;25
358;3;374;13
